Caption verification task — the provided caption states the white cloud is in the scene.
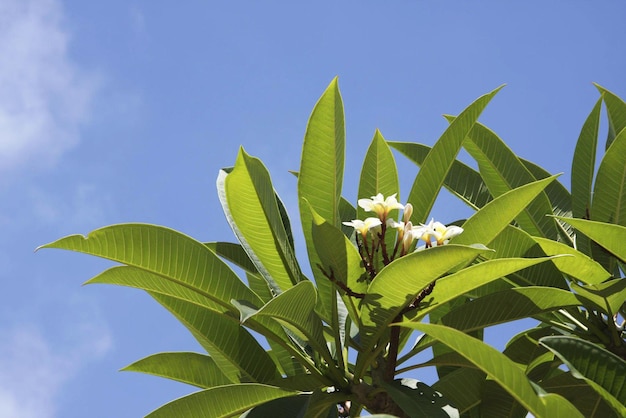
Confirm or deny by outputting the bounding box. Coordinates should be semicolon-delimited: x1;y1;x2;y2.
0;0;97;173
0;313;112;418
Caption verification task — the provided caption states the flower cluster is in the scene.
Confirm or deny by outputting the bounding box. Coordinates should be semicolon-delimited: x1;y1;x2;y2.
342;193;464;274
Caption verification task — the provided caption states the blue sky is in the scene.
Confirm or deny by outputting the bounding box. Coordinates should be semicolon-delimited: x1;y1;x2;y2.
1;1;625;417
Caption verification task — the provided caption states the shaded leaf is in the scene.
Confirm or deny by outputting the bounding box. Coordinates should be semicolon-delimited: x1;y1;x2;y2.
540;335;626;416
402;323;583;418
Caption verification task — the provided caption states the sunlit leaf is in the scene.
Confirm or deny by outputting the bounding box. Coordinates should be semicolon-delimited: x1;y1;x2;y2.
122;352;232;388
146;384;301;418
298;77;345;321
222;148;303;292
571;98;602;256
532;237;611;284
555;217;626;263
355;244;488;378
38;224;261;312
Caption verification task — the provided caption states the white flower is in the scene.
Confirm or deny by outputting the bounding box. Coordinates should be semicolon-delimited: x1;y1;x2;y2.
386;218;404;232
342;217;382;237
358;193;404;219
413;219;463;246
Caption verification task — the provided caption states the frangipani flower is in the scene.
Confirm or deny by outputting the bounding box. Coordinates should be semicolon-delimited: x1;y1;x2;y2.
358;193;404;220
413;219;463;247
342;217;382;237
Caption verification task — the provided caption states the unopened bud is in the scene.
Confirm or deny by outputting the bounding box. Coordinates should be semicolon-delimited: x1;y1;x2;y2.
403;203;413;223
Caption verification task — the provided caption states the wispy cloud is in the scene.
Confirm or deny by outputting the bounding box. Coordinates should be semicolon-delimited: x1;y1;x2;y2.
0;312;112;418
0;0;97;173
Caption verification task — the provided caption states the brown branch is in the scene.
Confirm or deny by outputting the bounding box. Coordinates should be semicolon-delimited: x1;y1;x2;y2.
317;264;366;299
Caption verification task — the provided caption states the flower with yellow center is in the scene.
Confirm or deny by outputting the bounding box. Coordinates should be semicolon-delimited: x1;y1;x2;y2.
358;193;404;220
342;217;382;237
413;219;463;247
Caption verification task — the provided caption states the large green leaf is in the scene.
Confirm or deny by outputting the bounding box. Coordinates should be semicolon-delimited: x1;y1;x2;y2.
532;237;611;284
453;175;558;248
555;217;626;263
152;293;280;384
222;148;302;293
298;77;345;322
594;84;626;150
412;257;561;322
358;130;400;265
431;368;486;414
540;335;626;416
146;384;301;418
541;371;618;418
38;224;261;312
355;244;489;378
571;98;602;256
357;130;400;219
439;287;581;332
456;120;559;239
389;141;492;211
590;126;626;227
406;86;503;224
402;323;583;418
122;352;232;388
85;266;224;311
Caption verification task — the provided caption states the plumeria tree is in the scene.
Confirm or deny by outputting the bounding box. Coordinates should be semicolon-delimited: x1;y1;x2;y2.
40;79;625;417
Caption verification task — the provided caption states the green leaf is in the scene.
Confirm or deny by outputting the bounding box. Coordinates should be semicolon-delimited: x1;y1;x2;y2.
453;175;559;247
413;257;562;322
594;84;626;150
406;86;503;224
146;384;301;418
540;335;626;416
152;293;280;384
431;368;486;414
85;266;224;311
241;394;311;417
571;98;602;255
570;279;626;317
439;287;581;332
310;204;367;313
541;371;618;418
590;126;626;227
204;241;259;276
122;352;233;388
241;281;332;365
381;378;460;418
522;158;574;244
222;148;303;293
555;217;626;263
298;77;345;321
532;237;611;284
456;120;559;239
389;141;491;211
401;323;583;418
38;224;261;312
355;244;489;378
357;130;400;219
